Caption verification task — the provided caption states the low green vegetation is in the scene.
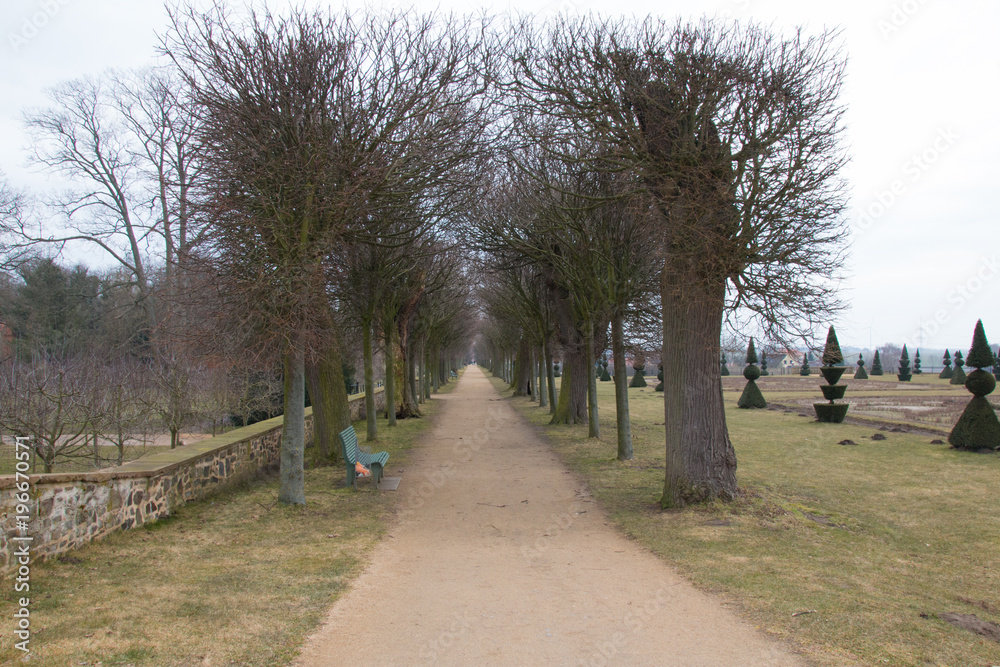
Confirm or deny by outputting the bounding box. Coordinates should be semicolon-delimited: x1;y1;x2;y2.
0;375;461;666
493;374;1000;666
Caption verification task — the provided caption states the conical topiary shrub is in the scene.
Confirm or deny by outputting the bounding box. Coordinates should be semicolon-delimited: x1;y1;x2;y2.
600;359;612;382
871;349;883;375
630;354;647;387
654;362;664;392
897;345;912;382
720;353;730;376
854;353;869;379
948;320;1000;451
760;352;769;376
940;350;953;379
814;326;849;422
951;350;967;385
913;349;922;374
799;351;811;376
738;338;766;409
553;361;561;378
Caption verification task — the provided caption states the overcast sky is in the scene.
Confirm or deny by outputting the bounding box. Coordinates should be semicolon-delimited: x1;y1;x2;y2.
1;0;997;352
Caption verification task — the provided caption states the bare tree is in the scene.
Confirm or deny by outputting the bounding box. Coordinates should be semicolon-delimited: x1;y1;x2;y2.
879;343;902;377
0;353;94;472
0;172;33;269
516;17;849;505
88;356;156;466
112;68;206;306
21;77;158;327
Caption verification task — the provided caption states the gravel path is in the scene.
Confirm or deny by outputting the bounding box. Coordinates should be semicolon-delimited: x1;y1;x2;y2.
296;365;806;666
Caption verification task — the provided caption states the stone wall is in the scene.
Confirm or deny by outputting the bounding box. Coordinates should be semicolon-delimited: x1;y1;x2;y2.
0;389;385;574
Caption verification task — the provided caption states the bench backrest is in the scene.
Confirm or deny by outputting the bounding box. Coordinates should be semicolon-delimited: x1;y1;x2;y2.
339;426;359;464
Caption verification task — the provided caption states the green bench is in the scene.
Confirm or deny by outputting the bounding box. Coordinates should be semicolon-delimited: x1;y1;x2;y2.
338;425;389;490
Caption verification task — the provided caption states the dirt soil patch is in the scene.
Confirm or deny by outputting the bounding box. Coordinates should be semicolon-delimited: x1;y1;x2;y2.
939;613;1000;643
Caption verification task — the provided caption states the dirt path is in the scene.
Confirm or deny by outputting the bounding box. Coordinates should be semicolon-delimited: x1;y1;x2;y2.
296;366;806;666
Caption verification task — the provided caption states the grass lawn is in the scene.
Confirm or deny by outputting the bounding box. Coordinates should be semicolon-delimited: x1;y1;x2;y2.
0;372;461;666
492;373;1000;667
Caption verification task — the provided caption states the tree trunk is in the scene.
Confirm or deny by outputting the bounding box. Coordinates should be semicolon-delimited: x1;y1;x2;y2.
384;318;397;427
661;270;737;508
432;348;440;393
611;312;633;460
537;344;548;408
305;325;350;465
585;320;600;439
396;332;421;419
279;344;306;505
423;343;431;400
417;340;426;404
546;339;557;414
407;340;419;411
513;337;532;396
42;443;53;474
362;318;377;441
551;346;587;424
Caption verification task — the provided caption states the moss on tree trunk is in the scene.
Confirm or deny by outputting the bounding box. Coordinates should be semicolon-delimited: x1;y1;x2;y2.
305;321;350;465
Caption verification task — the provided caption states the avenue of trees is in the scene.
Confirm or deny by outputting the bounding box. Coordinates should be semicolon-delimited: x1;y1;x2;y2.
1;5;850;507
477;17;848;506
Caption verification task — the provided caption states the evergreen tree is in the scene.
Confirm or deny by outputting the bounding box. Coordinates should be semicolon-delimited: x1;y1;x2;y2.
913;349;922;374
949;320;1000;450
600;358;612;382
897;344;912;381
553;361;561;378
799;351;811;376
760;351;769;376
854;352;868;379
939;350;953;379
871;349;883;375
951;350;967;385
655;362;664;392
738;338;766;408
993;350;1000;382
720;352;730;376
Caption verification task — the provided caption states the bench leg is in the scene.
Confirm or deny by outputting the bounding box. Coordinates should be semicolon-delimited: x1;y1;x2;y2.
371;463;384;488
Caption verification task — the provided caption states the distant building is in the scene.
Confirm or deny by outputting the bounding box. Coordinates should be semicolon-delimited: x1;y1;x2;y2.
776;349;803;374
